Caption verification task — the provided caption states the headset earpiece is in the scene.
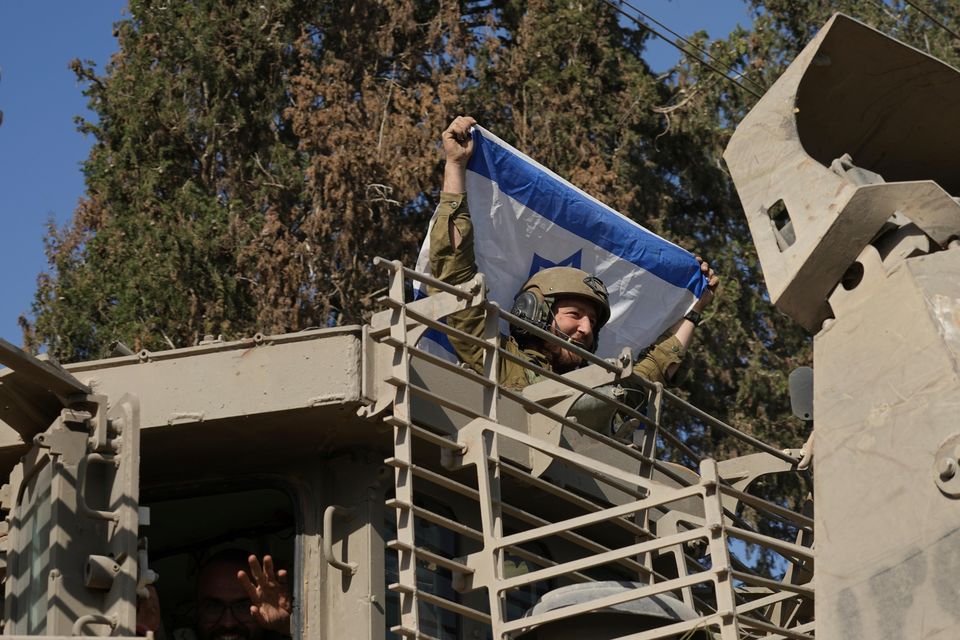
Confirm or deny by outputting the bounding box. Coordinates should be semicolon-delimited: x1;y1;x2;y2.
510;291;552;335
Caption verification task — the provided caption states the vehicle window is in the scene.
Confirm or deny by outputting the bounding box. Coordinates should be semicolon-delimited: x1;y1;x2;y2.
140;486;298;638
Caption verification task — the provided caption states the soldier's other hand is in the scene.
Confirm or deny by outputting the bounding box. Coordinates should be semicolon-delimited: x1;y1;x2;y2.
443;115;477;166
238;554;292;635
692;255;720;312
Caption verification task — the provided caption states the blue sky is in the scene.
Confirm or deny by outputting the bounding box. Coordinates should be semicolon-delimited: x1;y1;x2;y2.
0;0;750;352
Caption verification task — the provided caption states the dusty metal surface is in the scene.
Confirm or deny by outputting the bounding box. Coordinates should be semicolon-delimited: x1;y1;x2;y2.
0;267;811;638
373;260;812;640
4;393;141;636
814;246;960;640
66;327;365;428
0;327;367;479
723;14;960;332
726;12;960;640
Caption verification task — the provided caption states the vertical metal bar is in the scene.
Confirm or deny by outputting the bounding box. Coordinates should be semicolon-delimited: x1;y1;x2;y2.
634;382;662;585
477;274;499;423
465;425;507;638
636;382;663;478
387;263;420;635
701;459;741;640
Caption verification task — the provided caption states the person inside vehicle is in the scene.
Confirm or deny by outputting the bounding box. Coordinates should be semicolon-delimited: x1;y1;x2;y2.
137;550;292;640
430;115;720;390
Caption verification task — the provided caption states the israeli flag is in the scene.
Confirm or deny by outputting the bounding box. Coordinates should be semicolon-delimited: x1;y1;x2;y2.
416;125;707;360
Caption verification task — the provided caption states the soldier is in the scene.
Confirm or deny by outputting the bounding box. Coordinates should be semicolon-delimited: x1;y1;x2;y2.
195;551;291;640
137;551;291;640
430;115;719;389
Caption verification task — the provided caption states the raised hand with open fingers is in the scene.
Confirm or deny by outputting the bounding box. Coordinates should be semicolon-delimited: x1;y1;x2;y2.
237;554;292;635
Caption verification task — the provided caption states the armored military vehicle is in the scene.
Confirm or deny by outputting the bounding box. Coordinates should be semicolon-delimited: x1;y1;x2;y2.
0;12;954;639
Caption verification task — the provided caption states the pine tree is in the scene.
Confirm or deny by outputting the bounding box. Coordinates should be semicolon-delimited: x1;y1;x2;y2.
30;1;318;358
28;0;960;459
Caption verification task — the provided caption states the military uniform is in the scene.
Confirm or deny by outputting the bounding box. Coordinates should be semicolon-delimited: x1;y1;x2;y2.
429;192;686;389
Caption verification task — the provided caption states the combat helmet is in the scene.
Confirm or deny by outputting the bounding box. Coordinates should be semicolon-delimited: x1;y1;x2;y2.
510;266;610;352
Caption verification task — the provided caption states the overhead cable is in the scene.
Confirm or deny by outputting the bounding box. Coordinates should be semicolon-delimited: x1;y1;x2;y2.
619;0;766;94
902;0;960;42
600;0;763;100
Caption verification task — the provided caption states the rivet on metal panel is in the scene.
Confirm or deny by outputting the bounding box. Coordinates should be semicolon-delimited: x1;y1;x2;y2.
938;457;957;480
934;434;960;497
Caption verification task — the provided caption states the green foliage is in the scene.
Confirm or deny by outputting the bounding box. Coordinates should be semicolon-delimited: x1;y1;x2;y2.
31;0;313;358
27;0;960;452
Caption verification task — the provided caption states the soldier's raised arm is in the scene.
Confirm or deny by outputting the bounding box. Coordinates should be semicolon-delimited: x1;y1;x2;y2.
441;115;477;250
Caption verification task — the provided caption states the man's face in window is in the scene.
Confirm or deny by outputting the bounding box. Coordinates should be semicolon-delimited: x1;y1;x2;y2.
196;559;263;640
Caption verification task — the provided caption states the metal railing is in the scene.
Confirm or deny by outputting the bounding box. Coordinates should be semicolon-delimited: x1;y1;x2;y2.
373;259;814;640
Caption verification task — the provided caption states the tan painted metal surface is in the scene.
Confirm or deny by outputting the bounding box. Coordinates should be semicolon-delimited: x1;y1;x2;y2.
724;13;960;332
814;246;960;639
726;12;960;640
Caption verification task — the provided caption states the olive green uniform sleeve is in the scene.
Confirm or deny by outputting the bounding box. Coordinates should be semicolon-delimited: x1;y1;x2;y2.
429;192;476;286
427;192;488;375
428;192;554;389
632;332;685;385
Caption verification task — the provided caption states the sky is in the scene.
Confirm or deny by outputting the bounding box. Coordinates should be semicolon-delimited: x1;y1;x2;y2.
0;0;751;352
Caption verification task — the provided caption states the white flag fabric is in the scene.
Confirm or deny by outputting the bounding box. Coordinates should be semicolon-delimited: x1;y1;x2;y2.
416;125;706;360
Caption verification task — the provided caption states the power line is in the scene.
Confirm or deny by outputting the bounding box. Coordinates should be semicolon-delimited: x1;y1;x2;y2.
902;0;960;42
600;0;763;100
619;0;767;94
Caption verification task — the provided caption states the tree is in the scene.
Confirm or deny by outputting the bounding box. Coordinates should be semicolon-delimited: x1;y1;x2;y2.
28;1;316;358
26;0;486;358
28;0;959;455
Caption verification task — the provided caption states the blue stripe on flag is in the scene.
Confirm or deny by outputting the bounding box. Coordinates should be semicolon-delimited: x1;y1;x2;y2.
413;287;458;354
467;129;706;296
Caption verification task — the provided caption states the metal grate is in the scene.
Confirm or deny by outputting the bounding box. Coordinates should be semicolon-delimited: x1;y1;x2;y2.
373;259;814;640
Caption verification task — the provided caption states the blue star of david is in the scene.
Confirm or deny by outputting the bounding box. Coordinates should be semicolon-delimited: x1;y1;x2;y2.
528;250;583;278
